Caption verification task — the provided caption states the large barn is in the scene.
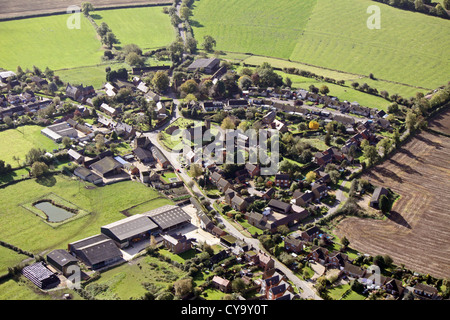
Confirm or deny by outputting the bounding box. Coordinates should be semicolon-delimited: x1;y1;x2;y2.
68;234;123;270
143;205;192;233
101;214;159;248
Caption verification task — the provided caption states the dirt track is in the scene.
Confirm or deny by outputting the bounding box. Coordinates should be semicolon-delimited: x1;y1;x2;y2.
335;110;450;279
0;0;170;20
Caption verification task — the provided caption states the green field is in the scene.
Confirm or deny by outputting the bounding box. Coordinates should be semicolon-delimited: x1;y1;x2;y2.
0;14;102;71
192;0;450;91
0;126;59;167
0;175;172;261
85;254;186;300
92;7;176;50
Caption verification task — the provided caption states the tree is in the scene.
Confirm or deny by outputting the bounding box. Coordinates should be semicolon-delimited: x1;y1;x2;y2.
81;2;94;16
285;77;292;88
221;117;235;130
3;116;13;126
379;194;391;214
31;161;49;178
25;148;45;165
308;120;319;130
185;36;198;54
305;171;316;183
174;278;193;297
405;110;417;132
152;71;170;93
231;278;246;294
0;160;12;175
103;32;118;49
180;6;192;20
180;79;198;96
444;0;450;10
319;85;330;95
125;52;144;67
341;236;350;248
62;136;72;148
189;164;203;178
95;134;105;152
363;145;378;166
436;4;448;18
202;35;216;52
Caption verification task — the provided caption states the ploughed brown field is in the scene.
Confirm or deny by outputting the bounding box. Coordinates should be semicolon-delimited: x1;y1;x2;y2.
0;0;169;20
335;109;450;279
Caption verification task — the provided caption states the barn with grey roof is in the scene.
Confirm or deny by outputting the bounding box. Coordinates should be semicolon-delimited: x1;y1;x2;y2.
101;214;159;248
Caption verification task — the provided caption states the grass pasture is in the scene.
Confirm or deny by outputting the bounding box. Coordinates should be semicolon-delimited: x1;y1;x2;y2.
0;175;169;259
0;126;59;167
192;0;450;92
0;14;102;71
92;6;176;50
85;254;187;300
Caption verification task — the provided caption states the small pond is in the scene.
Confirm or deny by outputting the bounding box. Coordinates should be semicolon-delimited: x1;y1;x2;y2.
34;201;75;223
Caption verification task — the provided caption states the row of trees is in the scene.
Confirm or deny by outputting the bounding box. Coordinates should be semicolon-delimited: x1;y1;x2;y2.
372;0;449;19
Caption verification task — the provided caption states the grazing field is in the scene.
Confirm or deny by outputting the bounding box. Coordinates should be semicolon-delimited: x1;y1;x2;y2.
0;175;172;262
85;255;187;300
0;14;102;71
192;0;450;91
0;0;170;20
334;111;450;279
92;6;176;50
0;126;59;167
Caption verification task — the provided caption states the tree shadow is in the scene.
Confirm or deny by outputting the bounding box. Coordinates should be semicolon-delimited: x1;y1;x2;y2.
388;159;421;176
387;210;411;229
36;175;57;187
415;134;443;150
190;20;204;28
375;167;403;183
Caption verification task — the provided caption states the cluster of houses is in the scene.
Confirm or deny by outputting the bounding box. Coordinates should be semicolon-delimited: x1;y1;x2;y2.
0;90;52;120
67;134;184;190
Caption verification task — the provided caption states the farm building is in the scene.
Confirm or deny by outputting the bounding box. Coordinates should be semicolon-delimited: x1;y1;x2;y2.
41;122;78;142
21;262;60;289
187;58;220;74
46;249;79;277
74;167;103;185
90;156;123;178
151;146;170;168
68;234;123;270
100;214;159;248
370;187;389;209
161;233;193;254
143;205;192;233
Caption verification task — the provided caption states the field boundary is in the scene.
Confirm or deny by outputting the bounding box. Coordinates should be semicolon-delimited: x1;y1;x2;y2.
0;2;172;22
236;52;433;92
19;192;91;228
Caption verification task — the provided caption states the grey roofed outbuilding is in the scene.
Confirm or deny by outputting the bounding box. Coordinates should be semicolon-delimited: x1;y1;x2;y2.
74;167;103;185
90;156;122;176
101;214;158;242
68;234;122;267
47;249;78;268
150;146;168;164
143;205;191;231
187;58;220;72
133;147;154;162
